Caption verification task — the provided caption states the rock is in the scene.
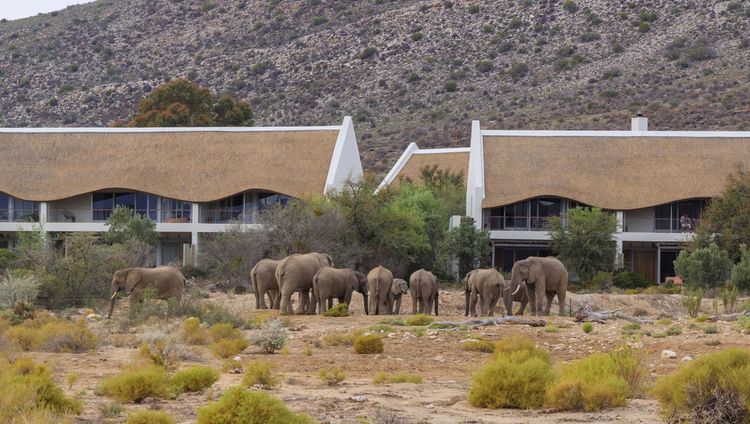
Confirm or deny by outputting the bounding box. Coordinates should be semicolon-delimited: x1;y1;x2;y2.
661;350;677;359
349;395;367;402
232;355;241;362
681;356;693;362
86;313;101;320
626;341;644;349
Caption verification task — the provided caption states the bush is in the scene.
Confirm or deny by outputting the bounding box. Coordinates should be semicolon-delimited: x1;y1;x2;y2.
582;322;593;333
722;285;740;314
172;366;218;393
653;348;750;423
509;62;529;79
675;243;732;289
467;4;479;13
546;347;646;411
99;365;173;403
354;334;384;354
444;80;458;92
0;357;82;421
406;314;434;326
249;319;286;354
322;303;349;317
373;372;423;384
208;323;243;342
461;340;495;353
138;327;195;370
476;61;493;73
682;288;703;318
322;329;362;346
210;338;248;358
318;367;346;385
0;271;39;308
357;47;377;60
733;316;750;334
196;386;313;424
468;338;555;409
182;317;208;345
243;361;281;389
613;271;651;289
6;317;97;353
731;245;750;290
98;402;123;418
126;410;177;424
562;0;577;12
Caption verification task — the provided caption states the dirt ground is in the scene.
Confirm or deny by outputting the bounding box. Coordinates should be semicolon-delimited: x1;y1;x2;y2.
22;289;750;423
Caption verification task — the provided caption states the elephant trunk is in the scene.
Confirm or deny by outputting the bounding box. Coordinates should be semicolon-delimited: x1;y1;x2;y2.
107;285;118;319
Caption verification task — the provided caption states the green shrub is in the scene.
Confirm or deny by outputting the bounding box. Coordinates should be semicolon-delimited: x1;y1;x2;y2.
546;346;646;411
318;367;346;385
444;80;458;92
172;366;218;393
182;317;208;345
99;365;173;403
682;288;703;318
373;372;422;384
0;357;82;421
468;338;555;409
98;402;123;418
722;285;740;313
509;62;529;79
196;386;313;424
613;271;651;289
368;324;395;333
666;325;683;336
562;0;577;12
249;319;286;354
703;325;719;334
461;340;495;353
208;323;243;342
322;303;349;317
126;410;177;424
243;361;281;389
357;47;377;60
637;22;650;33
734;316;750;334
379;318;406;326
653;348;750;423
675;243;732;289
467;4;480;14
322;329;362;346
406;314;434;326
475;61;493;73
582;322;593;333
353;334;384;354
731;245;750;290
210;338;248;358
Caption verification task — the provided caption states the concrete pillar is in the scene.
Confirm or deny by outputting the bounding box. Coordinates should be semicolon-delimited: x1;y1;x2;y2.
615;211;624;269
190;203;200;266
39;202;49;242
191;231;199;267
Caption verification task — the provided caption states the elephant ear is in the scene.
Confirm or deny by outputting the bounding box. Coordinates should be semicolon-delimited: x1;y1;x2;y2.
124;269;144;293
528;259;545;284
323;254;333;267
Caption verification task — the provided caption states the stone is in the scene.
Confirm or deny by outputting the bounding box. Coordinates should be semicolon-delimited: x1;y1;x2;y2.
681;356;693;362
661;350;677;359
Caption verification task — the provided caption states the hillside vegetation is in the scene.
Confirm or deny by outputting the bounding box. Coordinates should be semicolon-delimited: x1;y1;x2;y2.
0;0;749;172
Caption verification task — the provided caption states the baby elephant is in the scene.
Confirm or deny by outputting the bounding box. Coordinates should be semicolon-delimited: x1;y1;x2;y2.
312;267;369;314
391;278;409;314
409;269;439;316
464;268;505;317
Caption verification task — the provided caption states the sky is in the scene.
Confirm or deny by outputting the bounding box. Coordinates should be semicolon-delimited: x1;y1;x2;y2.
0;0;96;21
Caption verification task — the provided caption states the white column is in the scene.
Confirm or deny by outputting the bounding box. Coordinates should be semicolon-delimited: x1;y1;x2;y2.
615;211;624;268
190;203;200;266
39;202;48;225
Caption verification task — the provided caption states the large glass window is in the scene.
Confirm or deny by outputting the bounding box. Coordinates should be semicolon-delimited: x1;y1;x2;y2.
0;194;8;221
654;200;706;232
204;194;244;223
92;192;115;221
93;191;179;222
257;192;291;211
12;199;39;222
160;198;191;223
488;197;563;230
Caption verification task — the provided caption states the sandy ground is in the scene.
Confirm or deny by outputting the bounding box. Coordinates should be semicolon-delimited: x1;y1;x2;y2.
19;289;750;423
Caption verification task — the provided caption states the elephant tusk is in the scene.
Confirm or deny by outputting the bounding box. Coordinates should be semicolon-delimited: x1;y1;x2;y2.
110;292;118;301
511;286;521;296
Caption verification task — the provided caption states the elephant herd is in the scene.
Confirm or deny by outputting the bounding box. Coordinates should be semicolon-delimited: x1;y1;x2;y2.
250;252;439;316
104;254;569;319
465;256;569;317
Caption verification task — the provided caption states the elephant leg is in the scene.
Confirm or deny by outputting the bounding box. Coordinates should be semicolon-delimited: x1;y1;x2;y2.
470;290;479;317
527;285;537;316
294;291;306;315
545;292;555;316
426;298;434;316
319;296;328;313
412;295;418;315
394;297;401;315
557;290;567;317
488;296;498;317
279;290;293;315
515;298;527;315
380;299;390;315
255;286;262;309
369;294;378;315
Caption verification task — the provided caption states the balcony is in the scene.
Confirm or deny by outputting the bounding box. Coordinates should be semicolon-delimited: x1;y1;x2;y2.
622;217;699;233
487;216;565;231
0;208;39;223
48;209;191;224
200;209;257;224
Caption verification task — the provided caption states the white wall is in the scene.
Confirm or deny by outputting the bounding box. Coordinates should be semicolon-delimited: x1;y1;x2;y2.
466;120;485;227
623;208;654;232
325;116;363;193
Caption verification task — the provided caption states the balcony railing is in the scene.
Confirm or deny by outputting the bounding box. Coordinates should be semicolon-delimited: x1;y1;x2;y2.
48;209;191;224
200;210;257;224
623;217;699;233
487;216;564;231
0;209;39;223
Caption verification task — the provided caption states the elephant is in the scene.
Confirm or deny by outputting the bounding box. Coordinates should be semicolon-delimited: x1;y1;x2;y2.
107;267;186;318
276;252;334;315
390;278;409;315
250;259;281;309
464;268;506;317
511;281;530;315
409;269;439;316
367;266;394;315
510;256;569;316
312;267;369;314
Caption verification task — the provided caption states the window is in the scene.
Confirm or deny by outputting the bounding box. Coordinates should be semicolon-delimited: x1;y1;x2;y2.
257;192;290;211
92;192;115;221
488;197;563;230
0;194;8;221
654;200;706;232
161;198;191;223
204;194;243;223
136;193;158;221
12;199;39;222
93;191;177;222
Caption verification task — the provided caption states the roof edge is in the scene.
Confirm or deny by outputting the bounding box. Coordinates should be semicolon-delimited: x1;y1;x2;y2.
377;142;420;190
0;126;342;134
481;130;750;138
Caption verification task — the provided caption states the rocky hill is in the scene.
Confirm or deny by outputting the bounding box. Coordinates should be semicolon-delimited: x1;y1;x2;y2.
0;0;749;172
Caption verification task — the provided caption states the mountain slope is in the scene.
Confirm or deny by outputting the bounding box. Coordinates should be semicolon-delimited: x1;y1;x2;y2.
1;0;749;172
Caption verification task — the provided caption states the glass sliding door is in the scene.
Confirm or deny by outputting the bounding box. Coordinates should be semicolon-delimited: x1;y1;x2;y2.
92;192;114;221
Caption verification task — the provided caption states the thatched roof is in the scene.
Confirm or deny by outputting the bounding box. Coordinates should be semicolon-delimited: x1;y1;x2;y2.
395;151;469;185
0;128;341;202
482;133;750;210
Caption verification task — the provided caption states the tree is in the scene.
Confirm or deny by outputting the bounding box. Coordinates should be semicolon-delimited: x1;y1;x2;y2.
445;218;491;278
548;207;616;282
419;165;466;217
694;164;750;261
674;243;732;289
122;78;253;127
104;206;159;246
730;244;750;291
200;224;268;288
